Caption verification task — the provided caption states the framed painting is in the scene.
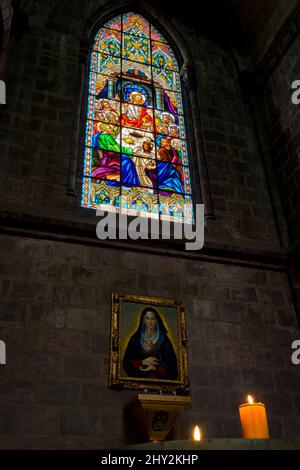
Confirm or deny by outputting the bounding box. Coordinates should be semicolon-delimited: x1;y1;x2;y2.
109;293;189;393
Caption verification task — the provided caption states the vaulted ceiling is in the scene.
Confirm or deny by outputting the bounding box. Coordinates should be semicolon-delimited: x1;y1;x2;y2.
149;0;299;63
5;0;299;66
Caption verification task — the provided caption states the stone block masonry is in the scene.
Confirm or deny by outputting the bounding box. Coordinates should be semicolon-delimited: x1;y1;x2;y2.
0;234;299;448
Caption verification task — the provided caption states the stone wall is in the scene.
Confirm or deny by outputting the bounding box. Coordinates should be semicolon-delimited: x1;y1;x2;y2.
0;234;299;449
264;32;300;247
0;0;13;78
194;40;280;249
226;0;298;63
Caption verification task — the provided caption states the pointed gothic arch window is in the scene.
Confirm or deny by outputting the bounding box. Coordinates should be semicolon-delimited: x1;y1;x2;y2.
81;12;193;223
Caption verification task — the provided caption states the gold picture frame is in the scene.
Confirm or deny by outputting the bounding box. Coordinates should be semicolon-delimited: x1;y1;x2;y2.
109;293;189;393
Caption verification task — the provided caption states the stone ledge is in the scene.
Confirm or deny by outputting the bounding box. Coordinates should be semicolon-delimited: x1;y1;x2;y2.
123;439;300;450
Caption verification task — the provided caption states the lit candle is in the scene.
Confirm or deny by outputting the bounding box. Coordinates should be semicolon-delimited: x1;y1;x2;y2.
193;425;202;442
239;395;270;439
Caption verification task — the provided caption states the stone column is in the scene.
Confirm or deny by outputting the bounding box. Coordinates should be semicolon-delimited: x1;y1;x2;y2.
0;0;13;79
181;62;215;221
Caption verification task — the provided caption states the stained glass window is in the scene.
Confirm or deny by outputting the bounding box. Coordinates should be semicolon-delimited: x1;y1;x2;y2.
81;13;193;224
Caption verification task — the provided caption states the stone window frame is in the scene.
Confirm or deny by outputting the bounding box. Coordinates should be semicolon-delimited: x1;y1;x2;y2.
67;0;215;226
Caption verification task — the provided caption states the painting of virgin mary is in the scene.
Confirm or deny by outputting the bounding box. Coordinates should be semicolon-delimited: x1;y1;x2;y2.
122;307;178;380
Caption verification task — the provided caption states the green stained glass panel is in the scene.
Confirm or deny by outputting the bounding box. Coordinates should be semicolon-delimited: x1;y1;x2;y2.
152;41;178;71
94;29;121;56
90;52;121;75
122;34;151;64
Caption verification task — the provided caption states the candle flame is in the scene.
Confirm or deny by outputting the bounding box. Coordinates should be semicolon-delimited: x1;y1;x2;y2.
193;426;201;441
247;395;254;404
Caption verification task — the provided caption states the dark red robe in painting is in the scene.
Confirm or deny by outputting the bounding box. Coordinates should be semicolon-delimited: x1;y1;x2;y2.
123;335;178;380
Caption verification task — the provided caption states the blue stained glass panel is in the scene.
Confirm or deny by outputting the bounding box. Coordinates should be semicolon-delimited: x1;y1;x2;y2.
122;156;156;188
90;52;121;75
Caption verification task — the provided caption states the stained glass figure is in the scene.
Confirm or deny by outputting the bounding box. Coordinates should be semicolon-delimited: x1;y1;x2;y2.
82;12;193;223
121;128;156;159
